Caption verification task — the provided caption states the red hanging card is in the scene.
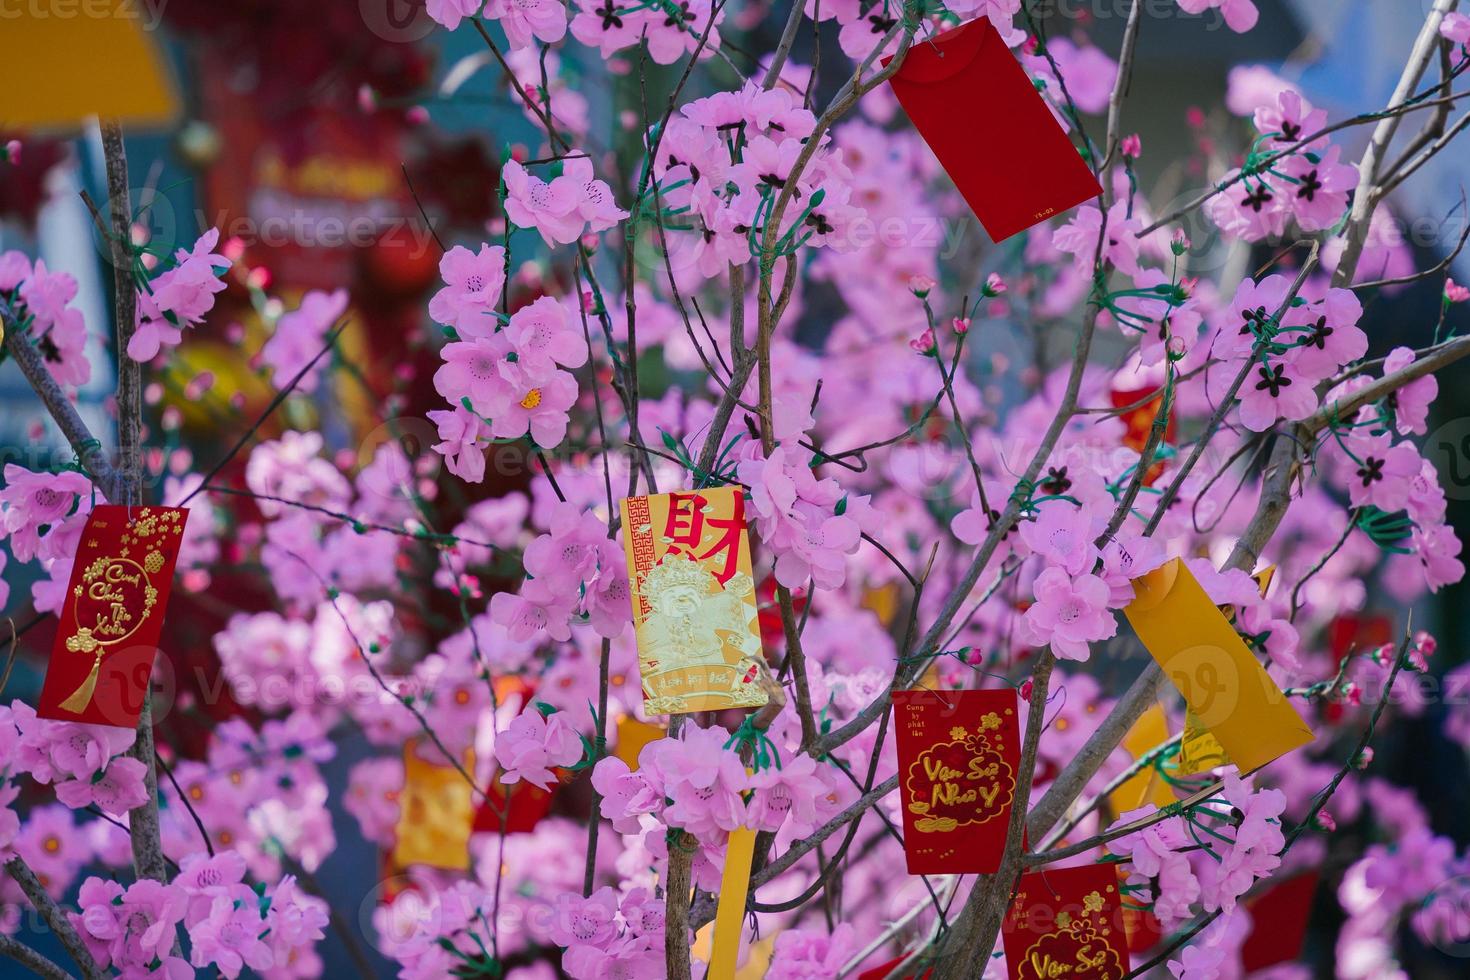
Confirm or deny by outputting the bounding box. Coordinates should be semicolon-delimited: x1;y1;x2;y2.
886;20;1102;243
38;505;188;729
1240;872;1319;971
893;688;1019;875
1002;864;1131;980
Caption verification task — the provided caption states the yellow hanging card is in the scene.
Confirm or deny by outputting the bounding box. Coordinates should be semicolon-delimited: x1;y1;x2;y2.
1124;559;1313;774
0;3;179;131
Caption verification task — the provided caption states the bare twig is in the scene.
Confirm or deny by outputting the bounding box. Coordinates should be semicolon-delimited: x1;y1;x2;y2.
4;859;105;980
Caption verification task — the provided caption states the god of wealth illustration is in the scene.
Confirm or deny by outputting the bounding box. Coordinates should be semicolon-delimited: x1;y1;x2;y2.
637;553;762;692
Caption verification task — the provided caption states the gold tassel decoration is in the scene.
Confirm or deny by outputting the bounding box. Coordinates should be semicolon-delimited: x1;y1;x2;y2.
59;652;103;714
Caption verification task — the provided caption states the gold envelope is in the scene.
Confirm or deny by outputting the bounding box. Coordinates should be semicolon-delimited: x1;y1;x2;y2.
1124;559;1313;774
620;487;767;715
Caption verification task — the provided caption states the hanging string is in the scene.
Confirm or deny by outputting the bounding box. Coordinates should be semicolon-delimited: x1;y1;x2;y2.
723;714;782;772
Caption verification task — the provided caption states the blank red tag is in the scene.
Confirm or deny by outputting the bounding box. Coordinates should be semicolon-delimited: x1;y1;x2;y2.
887;20;1103;243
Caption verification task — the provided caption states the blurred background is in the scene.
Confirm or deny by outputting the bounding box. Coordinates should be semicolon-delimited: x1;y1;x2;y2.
4;1;1470;975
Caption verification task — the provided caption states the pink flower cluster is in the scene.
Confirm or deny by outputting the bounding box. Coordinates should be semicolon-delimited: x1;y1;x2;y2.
1205;91;1358;240
590;724;841;840
71;852;326;978
494;705;584;790
1315;346;1463;597
985;500;1168;662
428;0;566;49
490;501;630;642
0;463;96;568
502;157;628;248
5;702;147;817
1109;773;1286;937
259;288;349;393
431;290;586;480
547;886;665;979
130;229;232;362
1;252;92;386
571;0;724;65
1202;274;1367;432
1175;0;1259;33
649;81;865;280
738;441;872;591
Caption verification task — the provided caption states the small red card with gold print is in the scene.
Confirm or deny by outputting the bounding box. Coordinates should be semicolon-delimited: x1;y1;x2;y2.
619;486;766;715
1002;863;1130;980
39;505;188;728
893;688;1019;874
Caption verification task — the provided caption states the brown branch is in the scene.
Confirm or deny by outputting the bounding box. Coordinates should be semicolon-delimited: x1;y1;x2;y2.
97;120;170;890
1333;0;1462;287
4;859;105;980
0;935;72;980
0;300;123;500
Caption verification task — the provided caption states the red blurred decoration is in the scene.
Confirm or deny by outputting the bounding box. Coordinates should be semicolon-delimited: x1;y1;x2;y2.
1240;872;1319;971
1110;384;1175;486
857;960;932;980
0;134;68;228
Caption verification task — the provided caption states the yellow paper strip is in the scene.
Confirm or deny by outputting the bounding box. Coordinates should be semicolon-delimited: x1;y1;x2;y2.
1124;559;1313;773
708;826;758;980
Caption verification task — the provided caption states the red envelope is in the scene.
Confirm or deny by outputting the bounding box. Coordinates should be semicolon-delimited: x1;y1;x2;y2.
1240;872;1318;971
1002;864;1131;980
893;688;1019;875
39;505;188;729
473;773;556;834
886;20;1102;243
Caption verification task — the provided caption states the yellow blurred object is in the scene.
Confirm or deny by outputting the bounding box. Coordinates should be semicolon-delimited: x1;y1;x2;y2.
862;581;901;626
692;923;776;980
1108;704;1175;815
392;740;475;871
0;2;179;131
690;928;782;980
167;341;273;432
614;716;665;770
